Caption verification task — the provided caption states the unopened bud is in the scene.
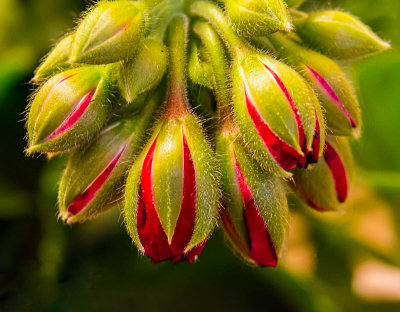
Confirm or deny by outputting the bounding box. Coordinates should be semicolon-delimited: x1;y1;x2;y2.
33;34;73;82
225;0;292;37
233;53;325;176
269;33;361;137
217;130;288;266
59;118;141;223
124;113;219;263
119;37;168;103
295;11;390;59
292;137;354;211
71;0;147;64
27;66;112;153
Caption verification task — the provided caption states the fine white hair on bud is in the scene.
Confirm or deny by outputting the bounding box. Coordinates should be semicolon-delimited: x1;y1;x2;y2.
24;0;389;265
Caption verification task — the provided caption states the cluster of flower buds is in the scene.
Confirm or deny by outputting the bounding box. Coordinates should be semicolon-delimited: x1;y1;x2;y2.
26;0;389;266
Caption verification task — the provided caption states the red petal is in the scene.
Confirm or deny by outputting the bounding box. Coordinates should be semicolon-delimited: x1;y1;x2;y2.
262;62;307;152
220;208;251;256
244;84;304;170
137;139;172;263
67;145;125;215
307;66;357;128
234;154;278;267
45;89;96;141
324;143;348;202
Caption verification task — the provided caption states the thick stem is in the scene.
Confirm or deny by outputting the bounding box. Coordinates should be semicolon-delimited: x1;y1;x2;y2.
190;1;251;60
193;21;234;129
165;14;190;118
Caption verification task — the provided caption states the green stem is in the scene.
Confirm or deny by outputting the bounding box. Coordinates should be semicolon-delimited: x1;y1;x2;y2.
193;20;232;123
165;14;190;117
190;1;251;60
289;8;309;27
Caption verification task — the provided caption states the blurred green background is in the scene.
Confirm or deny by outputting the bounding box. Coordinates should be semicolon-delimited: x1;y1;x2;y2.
1;0;399;311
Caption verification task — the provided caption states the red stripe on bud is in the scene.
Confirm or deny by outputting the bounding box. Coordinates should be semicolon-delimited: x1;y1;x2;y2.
262;62;307;152
45;89;96;141
306;66;357;128
324;143;348;202
68;145;126;215
309;114;321;165
244;84;304;170
234;154;278;267
137;135;200;263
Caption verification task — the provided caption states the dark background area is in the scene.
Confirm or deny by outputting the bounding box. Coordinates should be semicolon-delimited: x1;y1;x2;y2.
1;0;399;311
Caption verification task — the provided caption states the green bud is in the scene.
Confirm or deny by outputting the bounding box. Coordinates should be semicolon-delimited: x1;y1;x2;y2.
217;130;289;266
225;0;292;38
27;66;112;153
292;136;354;211
71;0;147;64
59;118;140;223
124;112;219;263
188;40;214;90
269;33;361;137
232;53;325;176
33;34;73;82
119;37;168;103
295;10;390;59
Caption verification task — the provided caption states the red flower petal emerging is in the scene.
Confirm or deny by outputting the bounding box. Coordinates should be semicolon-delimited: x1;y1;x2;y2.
324;142;348;202
234;153;278;267
68;145;126;215
137;133;199;263
262;62;306;151
306;66;357;128
244;83;304;170
45;89;96;141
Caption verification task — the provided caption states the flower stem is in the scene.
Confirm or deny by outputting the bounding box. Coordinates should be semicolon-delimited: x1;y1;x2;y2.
165;14;190;117
190;1;251;60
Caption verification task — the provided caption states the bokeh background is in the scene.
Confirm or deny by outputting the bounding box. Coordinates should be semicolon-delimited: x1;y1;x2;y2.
1;0;399;311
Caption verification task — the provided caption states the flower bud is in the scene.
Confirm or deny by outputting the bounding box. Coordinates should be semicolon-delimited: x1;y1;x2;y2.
188;40;214;90
71;1;147;64
59;118;141;223
225;0;292;37
284;0;304;8
124;113;219;263
269;33;361;137
292;137;353;211
217;130;288;266
27;66;112;153
33;34;73;82
295;11;390;60
233;54;325;177
119;37;168;103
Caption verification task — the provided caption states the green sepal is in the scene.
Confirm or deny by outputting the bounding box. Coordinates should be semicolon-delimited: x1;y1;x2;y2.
225;0;292;38
295;10;390;60
233;53;319;176
119;37;168;103
188;40;214;89
269;32;361;137
152;119;184;241
33;34;74;82
292;136;354;211
71;0;147;64
27;65;113;154
182;113;220;251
